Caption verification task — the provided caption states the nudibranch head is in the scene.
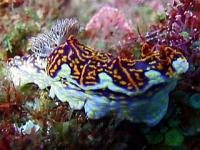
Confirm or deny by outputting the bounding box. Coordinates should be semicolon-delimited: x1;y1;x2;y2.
8;55;51;89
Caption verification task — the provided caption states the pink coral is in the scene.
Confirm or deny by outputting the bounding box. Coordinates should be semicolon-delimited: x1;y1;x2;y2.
114;0;145;7
85;6;136;57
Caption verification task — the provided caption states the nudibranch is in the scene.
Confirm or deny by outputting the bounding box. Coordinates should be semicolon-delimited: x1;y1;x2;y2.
46;34;188;125
8;18;189;126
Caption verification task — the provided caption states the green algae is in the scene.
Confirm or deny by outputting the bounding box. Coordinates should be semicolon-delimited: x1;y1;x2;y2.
3;23;39;53
189;93;200;109
164;129;184;147
146;132;163;144
181;31;189;39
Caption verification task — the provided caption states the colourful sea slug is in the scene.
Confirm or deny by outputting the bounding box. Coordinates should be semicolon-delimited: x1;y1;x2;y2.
8;18;189;126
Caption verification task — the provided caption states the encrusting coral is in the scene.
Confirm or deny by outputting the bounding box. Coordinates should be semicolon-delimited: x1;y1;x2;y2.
85;6;135;56
8;17;189;126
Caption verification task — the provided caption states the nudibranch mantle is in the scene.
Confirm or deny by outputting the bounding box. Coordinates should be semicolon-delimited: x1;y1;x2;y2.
45;35;189;125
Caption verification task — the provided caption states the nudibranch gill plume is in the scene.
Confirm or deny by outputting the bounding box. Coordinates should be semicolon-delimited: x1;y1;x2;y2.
46;32;188;125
